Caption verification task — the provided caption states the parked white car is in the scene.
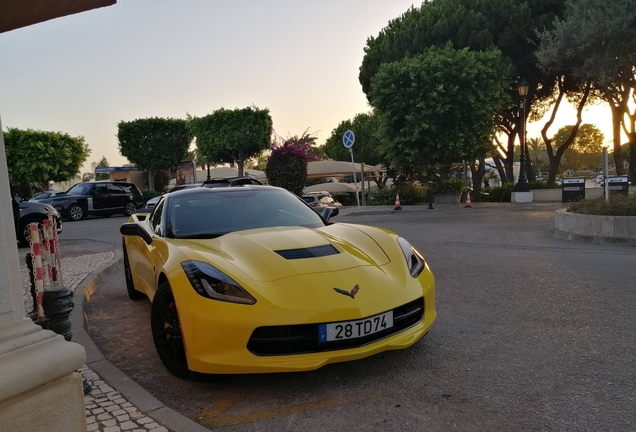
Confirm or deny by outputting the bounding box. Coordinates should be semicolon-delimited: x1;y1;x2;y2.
301;191;343;209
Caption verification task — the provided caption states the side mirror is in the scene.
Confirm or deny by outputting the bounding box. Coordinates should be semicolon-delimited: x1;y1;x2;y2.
120;222;153;245
322;207;339;221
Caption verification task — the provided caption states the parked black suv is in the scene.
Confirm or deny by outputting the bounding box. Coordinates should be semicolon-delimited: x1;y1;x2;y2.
12;196;63;246
42;181;144;221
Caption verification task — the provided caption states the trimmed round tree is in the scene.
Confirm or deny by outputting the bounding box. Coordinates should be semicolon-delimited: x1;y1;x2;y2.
266;136;313;196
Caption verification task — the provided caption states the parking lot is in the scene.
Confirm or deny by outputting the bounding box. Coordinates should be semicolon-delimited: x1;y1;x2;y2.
81;203;636;431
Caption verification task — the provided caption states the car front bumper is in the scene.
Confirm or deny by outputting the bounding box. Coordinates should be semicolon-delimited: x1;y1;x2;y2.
171;264;436;374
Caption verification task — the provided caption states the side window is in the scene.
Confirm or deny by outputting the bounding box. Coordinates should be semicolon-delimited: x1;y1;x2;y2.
250;179;262;185
151;201;164;236
108;184;124;194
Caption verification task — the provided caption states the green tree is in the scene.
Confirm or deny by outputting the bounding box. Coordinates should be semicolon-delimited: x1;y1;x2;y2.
93;156;110;181
4;127;91;191
527;138;548;174
369;44;509;177
117;117;192;190
323;112;384;166
266;134;312;196
536;0;636;178
359;0;567;183
189;106;273;177
554;123;604;171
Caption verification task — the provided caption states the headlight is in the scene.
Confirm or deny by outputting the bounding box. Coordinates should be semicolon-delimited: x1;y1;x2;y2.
397;237;425;278
51;199;68;205
181;260;256;305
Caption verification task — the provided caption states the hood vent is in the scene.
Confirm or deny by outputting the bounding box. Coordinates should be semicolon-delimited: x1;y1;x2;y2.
275;244;339;260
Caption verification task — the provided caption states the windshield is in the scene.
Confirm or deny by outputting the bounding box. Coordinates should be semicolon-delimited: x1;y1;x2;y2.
66;183;94;196
168;188;326;239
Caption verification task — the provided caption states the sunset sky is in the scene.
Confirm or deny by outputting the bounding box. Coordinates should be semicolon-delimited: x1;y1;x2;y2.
0;1;616;173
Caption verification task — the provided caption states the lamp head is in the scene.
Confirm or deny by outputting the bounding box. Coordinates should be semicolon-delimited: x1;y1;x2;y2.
518;79;529;97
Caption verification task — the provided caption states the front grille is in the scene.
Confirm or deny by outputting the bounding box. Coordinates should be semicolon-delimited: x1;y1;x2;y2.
275;244;339;260
247;297;424;356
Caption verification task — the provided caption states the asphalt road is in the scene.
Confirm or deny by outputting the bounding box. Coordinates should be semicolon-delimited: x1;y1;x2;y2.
84;203;636;431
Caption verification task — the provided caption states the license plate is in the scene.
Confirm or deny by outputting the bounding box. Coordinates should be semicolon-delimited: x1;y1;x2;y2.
318;311;393;342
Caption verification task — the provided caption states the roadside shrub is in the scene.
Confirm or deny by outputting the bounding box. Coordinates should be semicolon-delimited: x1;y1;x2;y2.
368;183;426;205
332;192;357;206
479;183;516;202
266;135;313;196
568;193;636;216
142;190;161;202
431;178;468;194
528;180;559;189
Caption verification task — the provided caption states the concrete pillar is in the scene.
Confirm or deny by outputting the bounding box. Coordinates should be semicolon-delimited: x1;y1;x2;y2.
0;118;87;432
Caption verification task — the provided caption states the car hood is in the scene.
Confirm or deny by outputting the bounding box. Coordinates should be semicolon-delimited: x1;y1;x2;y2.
171;223;392;282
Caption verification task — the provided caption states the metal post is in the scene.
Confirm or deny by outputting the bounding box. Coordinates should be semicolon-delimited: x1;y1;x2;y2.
602;146;609;201
516;99;529;192
207;163;211;181
350;148;360;207
360;163;366;206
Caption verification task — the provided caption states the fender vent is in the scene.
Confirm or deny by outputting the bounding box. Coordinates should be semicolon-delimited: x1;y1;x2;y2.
275;244;339;260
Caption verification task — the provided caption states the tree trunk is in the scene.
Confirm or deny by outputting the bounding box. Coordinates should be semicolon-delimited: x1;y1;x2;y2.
610;103;626;175
542;78;591;185
492;155;507;184
148;168;155;191
524;144;536;184
470;158;485;193
237;160;244;177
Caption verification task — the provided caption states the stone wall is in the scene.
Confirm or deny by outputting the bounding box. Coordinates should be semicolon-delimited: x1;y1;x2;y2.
553;208;636;244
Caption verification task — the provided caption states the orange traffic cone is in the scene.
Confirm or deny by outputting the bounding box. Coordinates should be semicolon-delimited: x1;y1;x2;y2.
465;191;473;208
394;193;402;211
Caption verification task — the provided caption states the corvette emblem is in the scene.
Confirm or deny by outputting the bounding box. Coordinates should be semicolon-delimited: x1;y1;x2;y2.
333;284;359;299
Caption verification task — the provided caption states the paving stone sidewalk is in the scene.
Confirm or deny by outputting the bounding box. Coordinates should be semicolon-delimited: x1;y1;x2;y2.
20;251;173;432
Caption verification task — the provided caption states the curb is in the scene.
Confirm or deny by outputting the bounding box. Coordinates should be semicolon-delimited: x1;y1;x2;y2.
70;249;210;432
551;228;636;246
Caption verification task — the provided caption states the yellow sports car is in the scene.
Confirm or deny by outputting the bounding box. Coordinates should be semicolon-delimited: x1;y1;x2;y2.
120;186;436;378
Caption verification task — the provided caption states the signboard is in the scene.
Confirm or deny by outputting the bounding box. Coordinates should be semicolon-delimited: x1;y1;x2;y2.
176;161;196;185
343;130;355;149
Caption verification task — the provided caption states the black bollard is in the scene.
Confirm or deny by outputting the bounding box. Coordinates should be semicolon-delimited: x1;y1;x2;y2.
42;287;74;341
427;185;434;210
25;252;38;314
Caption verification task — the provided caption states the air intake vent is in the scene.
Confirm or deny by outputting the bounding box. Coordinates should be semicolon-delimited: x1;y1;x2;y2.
275;244;339;260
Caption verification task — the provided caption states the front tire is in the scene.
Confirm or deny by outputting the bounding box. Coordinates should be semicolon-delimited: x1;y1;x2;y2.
68;204;84;221
19;218;42;247
151;282;190;378
124;202;136;216
123;245;146;300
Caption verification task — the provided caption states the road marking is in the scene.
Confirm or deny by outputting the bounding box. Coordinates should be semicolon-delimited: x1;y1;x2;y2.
197;390;390;427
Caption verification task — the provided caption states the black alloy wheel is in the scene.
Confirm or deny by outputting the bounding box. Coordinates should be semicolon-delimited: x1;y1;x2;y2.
124;202;136;216
68;204;84;221
123;244;146;300
151;282;189;378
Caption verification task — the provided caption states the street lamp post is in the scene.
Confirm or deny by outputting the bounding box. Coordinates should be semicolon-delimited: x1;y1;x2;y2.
517;79;530;192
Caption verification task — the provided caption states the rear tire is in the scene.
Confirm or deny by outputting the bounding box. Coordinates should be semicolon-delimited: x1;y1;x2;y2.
151;282;190;379
124;202;136;216
123;244;146;300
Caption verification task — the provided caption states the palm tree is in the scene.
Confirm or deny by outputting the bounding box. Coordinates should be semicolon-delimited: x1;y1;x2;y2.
527;138;548;176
